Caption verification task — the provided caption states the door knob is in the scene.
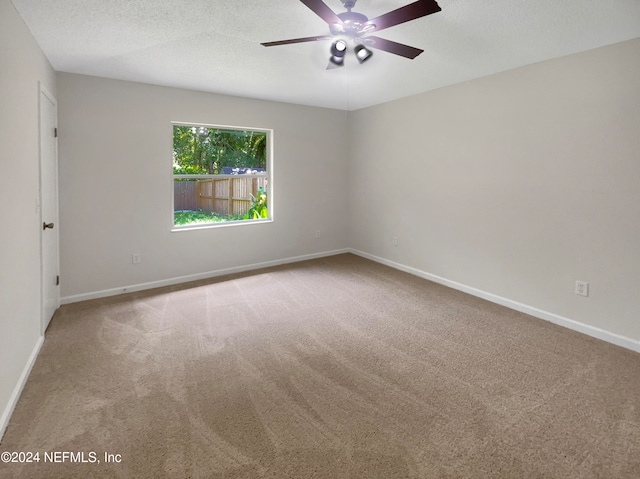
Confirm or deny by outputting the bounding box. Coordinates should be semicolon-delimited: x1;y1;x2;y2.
43;222;54;230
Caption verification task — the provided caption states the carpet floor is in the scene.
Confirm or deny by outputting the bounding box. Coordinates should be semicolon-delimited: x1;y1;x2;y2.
1;253;639;478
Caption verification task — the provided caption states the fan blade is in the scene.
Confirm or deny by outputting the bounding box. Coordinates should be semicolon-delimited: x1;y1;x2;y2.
366;36;424;59
300;0;345;27
261;35;333;47
365;0;441;32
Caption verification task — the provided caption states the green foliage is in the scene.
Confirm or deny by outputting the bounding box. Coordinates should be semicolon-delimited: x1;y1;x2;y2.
245;187;268;219
174;210;245;226
173;125;267;175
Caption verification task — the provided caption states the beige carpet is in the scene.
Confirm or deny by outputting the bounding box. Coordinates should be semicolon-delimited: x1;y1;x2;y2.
1;253;639;478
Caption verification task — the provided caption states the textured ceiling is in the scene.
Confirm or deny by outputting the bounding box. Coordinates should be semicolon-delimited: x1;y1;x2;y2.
11;0;640;110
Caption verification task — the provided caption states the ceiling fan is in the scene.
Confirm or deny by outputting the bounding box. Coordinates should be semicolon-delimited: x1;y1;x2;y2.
261;0;441;66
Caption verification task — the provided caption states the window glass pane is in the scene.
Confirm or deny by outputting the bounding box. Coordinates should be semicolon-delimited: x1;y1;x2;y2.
173;177;268;226
173;125;267;175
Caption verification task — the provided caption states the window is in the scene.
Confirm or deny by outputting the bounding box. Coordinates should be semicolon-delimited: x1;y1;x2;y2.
172;123;271;229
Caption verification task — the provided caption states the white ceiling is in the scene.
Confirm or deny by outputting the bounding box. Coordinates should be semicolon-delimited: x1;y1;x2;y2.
11;0;640;110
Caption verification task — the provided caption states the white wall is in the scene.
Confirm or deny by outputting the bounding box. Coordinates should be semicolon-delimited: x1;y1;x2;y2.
57;73;349;299
349;38;640;345
0;0;56;437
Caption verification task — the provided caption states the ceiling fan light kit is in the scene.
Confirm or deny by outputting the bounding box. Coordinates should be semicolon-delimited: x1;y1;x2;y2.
261;0;441;67
329;39;348;67
354;44;373;63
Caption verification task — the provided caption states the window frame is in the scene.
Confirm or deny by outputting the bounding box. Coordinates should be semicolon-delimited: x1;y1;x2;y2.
170;122;273;231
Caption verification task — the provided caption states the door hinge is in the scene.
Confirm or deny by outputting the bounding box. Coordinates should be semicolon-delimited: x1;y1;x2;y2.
56;275;60;286
54;127;58;138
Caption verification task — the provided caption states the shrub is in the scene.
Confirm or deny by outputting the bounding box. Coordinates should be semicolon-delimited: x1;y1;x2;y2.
246;187;268;219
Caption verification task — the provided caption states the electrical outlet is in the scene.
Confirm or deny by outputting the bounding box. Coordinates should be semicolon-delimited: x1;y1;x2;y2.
315;230;321;239
392;236;398;246
575;281;589;297
132;254;141;264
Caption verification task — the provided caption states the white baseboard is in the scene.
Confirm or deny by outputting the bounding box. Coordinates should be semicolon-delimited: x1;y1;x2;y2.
61;249;350;305
350;249;640;354
0;335;44;441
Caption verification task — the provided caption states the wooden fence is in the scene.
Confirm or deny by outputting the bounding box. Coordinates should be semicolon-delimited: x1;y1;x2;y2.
174;181;197;211
174;176;266;217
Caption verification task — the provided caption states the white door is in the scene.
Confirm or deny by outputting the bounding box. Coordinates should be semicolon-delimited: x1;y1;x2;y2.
40;85;60;333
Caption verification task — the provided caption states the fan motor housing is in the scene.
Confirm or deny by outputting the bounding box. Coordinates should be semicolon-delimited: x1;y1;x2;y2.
331;11;370;36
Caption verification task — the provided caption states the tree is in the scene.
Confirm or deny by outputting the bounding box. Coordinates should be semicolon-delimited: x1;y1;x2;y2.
173;125;267;174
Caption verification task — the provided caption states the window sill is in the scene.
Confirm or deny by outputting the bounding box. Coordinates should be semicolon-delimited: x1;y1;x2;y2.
171;218;273;232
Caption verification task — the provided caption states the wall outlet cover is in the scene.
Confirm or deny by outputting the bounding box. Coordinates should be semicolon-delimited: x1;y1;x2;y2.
575;281;589;297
